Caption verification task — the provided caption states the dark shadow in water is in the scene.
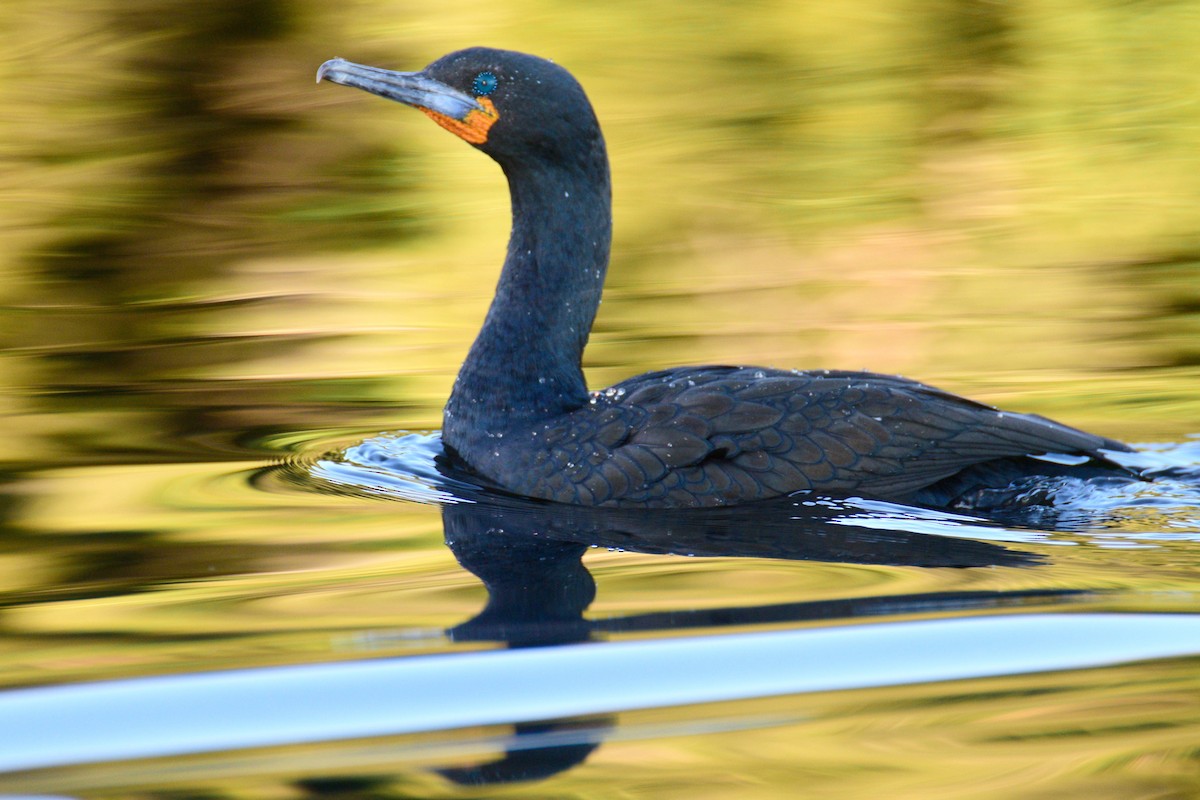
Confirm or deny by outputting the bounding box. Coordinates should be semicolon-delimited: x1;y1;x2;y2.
427;493;1082;786
291;432;1200;788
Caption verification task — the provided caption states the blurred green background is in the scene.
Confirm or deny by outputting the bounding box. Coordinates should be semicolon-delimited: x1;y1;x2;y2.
2;0;1199;468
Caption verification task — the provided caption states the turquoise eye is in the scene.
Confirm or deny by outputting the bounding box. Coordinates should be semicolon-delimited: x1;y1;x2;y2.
472;71;498;96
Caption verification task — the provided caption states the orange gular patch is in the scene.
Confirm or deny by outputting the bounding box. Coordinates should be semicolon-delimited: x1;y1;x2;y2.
420;97;499;145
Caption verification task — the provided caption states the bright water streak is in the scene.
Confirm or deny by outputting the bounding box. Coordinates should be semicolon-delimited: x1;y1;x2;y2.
2;613;1198;773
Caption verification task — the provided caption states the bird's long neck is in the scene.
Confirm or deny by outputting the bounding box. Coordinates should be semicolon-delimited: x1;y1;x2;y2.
445;143;611;441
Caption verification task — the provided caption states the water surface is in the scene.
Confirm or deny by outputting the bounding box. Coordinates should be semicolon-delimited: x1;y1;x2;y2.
3;2;1200;797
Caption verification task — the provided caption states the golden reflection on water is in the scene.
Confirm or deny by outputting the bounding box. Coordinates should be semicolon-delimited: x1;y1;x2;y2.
1;1;1200;797
2;0;1200;452
4;653;1198;799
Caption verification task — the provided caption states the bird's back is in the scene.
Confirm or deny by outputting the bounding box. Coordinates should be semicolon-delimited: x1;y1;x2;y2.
474;366;1132;507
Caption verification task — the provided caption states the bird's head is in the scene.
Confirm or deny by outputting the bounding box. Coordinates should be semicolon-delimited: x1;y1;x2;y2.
318;47;602;170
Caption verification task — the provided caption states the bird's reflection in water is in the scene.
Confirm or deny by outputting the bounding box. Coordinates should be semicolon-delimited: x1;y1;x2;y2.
428;492;1081;786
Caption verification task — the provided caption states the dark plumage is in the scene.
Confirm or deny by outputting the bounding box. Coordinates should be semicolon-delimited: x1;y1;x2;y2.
317;48;1135;508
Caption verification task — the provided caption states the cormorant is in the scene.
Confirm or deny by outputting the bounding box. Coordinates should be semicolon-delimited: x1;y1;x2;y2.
317;48;1134;508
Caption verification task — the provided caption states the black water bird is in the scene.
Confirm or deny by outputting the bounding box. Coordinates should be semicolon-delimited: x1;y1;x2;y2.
317;48;1135;508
